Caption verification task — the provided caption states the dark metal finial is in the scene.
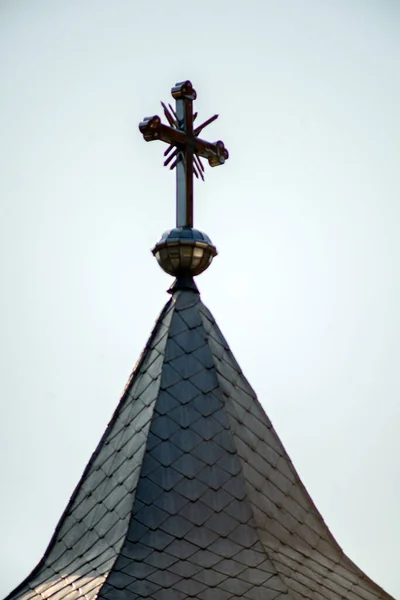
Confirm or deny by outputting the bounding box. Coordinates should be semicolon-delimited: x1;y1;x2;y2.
139;80;229;228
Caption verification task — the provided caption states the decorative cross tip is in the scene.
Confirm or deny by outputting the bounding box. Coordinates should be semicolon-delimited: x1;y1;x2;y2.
139;80;228;228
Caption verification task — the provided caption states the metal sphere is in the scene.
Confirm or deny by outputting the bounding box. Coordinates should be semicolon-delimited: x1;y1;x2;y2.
152;227;217;277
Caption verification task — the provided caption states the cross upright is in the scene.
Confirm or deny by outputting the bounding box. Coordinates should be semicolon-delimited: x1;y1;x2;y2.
139;80;229;228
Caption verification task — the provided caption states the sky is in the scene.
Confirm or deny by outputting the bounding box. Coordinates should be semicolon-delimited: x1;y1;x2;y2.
0;0;399;597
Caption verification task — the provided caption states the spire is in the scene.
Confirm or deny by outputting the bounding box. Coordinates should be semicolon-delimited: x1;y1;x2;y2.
4;288;394;600
4;81;394;600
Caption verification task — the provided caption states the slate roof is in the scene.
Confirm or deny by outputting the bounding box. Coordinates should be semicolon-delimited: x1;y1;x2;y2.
5;285;394;600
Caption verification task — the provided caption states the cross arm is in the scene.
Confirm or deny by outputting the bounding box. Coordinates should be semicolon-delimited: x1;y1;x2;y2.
139;116;229;167
194;138;229;167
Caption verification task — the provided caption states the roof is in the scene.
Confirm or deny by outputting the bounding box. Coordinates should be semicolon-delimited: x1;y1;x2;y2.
5;284;394;600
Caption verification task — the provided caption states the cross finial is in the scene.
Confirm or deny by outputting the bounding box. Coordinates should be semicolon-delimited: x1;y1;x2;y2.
139;80;229;228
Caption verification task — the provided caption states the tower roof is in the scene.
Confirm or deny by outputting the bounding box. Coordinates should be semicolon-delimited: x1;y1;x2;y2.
5;286;394;600
5;79;394;600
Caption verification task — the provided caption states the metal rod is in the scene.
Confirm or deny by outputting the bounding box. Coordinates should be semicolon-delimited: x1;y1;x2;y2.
168;103;179;122
194;114;218;136
161;102;177;128
164;148;178;167
193;154;204;181
183;96;194;227
195;154;205;172
169;155;180;170
164;144;174;156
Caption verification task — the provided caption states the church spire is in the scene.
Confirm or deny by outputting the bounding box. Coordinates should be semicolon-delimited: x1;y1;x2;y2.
3;80;394;600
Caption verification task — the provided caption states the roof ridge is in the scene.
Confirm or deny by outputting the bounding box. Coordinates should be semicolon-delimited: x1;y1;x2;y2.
196;302;295;600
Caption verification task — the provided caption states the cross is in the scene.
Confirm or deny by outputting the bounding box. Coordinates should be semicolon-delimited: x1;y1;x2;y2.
139;80;228;228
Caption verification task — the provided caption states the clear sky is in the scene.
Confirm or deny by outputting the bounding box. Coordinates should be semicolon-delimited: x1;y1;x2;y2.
0;0;399;597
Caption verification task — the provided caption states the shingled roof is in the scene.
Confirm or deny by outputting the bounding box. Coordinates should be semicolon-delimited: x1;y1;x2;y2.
5;285;394;600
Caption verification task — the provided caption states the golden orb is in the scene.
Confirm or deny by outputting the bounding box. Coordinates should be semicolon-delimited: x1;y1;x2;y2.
152;227;217;277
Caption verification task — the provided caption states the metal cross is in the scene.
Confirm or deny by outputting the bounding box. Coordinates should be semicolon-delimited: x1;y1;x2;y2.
139;80;228;228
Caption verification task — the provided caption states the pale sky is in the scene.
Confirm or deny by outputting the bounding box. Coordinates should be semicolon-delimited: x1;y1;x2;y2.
0;0;399;597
